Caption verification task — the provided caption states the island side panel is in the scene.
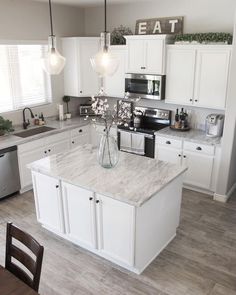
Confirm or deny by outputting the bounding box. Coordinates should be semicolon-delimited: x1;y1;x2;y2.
134;175;183;273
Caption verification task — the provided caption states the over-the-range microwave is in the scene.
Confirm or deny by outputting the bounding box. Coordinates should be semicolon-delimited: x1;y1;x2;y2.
125;73;165;100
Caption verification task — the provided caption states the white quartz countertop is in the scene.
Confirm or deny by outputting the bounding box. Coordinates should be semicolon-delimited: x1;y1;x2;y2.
155;127;221;145
0;117;91;150
28;145;187;207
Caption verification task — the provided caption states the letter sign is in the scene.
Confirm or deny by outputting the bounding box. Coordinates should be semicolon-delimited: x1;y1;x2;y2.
135;16;183;35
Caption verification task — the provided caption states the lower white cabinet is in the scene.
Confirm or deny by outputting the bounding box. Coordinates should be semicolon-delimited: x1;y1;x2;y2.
32;172;64;234
156;136;217;192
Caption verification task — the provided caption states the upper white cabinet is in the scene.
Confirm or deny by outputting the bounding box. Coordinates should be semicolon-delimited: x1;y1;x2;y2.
104;45;127;98
125;35;170;74
165;45;232;110
62;37;101;97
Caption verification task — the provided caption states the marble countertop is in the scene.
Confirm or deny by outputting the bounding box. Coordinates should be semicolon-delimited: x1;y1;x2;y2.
0;117;91;150
155;127;221;145
28;145;187;207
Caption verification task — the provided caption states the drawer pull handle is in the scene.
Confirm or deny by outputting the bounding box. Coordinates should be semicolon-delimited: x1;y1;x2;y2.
195;100;198;102
89;197;93;201
196;147;202;151
141;66;146;69
166;141;171;145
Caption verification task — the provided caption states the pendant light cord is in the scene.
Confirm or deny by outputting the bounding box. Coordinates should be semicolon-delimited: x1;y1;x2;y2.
104;0;108;51
49;0;55;48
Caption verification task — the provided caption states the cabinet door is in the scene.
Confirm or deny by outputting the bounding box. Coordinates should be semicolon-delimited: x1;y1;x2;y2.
18;147;45;190
104;46;127;97
62;183;97;249
48;139;70;155
165;47;196;105
127;39;144;73
145;39;165;74
78;38;100;96
96;194;135;266
183;151;214;189
62;38;80;97
194;48;231;109
71;134;90;148
157;146;182;165
32;172;64;233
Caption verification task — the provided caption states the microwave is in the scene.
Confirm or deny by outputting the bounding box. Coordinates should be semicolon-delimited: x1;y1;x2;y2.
125;73;165;100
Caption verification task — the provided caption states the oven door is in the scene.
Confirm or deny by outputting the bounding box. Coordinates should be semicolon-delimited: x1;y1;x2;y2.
125;74;165;100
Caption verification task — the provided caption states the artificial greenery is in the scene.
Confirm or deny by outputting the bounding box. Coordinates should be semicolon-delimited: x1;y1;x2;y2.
111;25;133;45
0;116;14;135
174;33;233;44
63;96;71;113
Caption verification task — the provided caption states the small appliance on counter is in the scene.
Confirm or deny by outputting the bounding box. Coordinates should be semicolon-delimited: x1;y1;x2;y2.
205;114;224;138
80;104;95;116
170;108;190;131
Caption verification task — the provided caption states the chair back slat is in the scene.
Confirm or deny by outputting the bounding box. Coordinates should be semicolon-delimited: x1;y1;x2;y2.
9;244;36;274
5;223;44;292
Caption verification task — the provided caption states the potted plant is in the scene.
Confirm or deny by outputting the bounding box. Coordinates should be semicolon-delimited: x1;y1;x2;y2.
63;96;72;119
0;116;14;136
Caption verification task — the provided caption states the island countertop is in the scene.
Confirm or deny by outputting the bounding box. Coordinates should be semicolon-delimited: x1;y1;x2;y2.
28;145;187;207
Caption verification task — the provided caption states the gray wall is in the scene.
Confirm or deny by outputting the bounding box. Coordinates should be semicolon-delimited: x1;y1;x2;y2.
84;0;236;36
0;0;84;125
217;14;236;196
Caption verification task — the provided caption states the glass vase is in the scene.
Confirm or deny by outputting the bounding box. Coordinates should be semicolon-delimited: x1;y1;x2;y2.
98;131;119;169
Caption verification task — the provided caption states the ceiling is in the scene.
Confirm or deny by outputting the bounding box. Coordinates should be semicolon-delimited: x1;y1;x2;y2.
32;0;145;7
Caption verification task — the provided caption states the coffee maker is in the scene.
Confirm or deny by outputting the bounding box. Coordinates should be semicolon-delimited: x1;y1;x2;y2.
205;114;224;138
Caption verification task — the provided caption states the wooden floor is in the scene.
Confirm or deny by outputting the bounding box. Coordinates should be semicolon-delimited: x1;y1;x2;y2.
0;189;236;295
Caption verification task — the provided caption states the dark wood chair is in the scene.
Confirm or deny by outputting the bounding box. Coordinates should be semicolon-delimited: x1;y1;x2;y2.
5;222;44;292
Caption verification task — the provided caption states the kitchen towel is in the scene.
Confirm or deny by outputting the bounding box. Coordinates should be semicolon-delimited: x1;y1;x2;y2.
120;131;132;153
131;133;145;155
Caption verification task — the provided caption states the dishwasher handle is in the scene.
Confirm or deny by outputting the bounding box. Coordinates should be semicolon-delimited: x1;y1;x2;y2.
0;154;5;158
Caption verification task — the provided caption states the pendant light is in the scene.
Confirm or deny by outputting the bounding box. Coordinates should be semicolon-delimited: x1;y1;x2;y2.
42;0;66;75
90;0;119;77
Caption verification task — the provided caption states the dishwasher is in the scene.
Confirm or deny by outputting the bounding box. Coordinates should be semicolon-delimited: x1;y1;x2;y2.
0;146;21;199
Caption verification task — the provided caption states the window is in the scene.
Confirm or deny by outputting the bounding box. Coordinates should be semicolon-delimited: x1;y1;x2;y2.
0;43;52;113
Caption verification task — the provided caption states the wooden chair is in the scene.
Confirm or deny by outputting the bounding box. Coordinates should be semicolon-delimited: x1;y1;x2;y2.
5;222;44;292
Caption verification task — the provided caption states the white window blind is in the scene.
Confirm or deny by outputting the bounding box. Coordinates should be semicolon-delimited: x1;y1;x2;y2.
0;44;52;113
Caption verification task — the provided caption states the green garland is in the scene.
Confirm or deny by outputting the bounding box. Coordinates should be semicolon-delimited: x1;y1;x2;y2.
111;25;133;45
174;33;233;44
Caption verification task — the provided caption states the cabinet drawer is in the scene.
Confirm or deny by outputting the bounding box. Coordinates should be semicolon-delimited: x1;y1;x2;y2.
45;131;70;145
18;138;45;153
183;141;215;155
71;125;90;137
156;136;182;149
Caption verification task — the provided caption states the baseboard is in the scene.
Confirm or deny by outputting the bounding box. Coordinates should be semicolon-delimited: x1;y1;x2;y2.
20;185;33;194
213;182;236;203
183;184;214;196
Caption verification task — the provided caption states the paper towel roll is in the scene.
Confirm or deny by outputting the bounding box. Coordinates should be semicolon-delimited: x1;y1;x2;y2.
58;104;64;121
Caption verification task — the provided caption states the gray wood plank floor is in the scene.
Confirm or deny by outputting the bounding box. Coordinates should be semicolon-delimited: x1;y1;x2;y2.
0;189;236;295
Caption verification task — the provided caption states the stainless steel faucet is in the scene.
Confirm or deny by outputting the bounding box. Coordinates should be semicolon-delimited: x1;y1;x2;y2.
23;107;34;129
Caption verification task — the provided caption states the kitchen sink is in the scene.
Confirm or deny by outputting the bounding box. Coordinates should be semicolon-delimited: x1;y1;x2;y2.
15;126;56;138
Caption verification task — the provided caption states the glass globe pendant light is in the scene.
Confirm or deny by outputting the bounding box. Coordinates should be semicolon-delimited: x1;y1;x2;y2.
90;0;119;77
42;0;66;75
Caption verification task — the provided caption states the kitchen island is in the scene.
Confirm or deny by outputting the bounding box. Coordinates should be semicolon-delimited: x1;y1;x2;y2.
29;145;187;274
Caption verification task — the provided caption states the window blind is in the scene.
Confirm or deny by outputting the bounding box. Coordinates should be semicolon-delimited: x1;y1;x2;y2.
0;44;52;113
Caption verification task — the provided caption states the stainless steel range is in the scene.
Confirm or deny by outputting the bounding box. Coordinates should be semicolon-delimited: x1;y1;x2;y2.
118;107;171;158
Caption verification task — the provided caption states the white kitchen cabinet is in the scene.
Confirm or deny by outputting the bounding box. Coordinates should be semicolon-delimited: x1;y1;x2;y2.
70;125;91;148
182;151;214;189
62;182;97;249
165;47;196;105
48;139;71;155
32;172;64;234
62;37;100;97
194;48;231;109
104;45;127;98
157;146;182;165
165;45;231;110
96;193;135;266
91;125;117;147
125;35;168;74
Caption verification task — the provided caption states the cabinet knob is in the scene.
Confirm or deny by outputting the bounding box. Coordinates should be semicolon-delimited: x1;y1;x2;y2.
96;200;100;204
141;66;146;70
190;99;193;102
178;154;181;157
79;129;83;133
72;141;75;144
56;185;59;188
196;146;202;151
44;151;47;154
89;197;93;201
48;149;51;152
80;91;83;94
183;155;187;158
194;99;198;102
166;141;171;145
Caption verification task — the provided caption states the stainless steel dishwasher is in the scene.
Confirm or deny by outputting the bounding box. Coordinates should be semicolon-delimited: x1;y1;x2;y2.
0;146;20;199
